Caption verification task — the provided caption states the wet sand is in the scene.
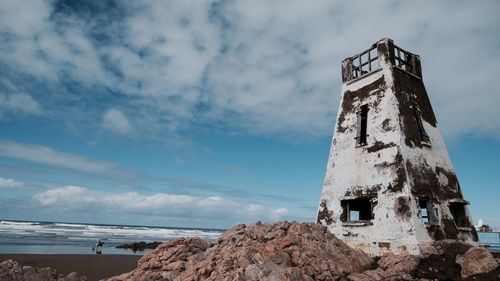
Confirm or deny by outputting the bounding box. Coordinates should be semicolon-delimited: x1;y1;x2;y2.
0;254;141;281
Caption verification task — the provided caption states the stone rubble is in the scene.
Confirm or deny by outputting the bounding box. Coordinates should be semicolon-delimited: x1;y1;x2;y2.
105;221;500;281
347;254;419;281
348;241;500;281
105;221;374;281
0;259;86;281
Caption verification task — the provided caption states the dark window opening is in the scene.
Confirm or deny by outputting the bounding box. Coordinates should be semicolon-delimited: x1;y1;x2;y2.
412;105;430;143
356;105;369;146
419;198;430;224
342;198;373;222
419;198;437;225
449;202;469;227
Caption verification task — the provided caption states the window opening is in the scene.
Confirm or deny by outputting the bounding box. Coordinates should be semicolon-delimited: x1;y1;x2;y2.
356;105;369;146
412;104;430;143
342;198;373;222
419;198;437;225
419;198;429;224
449;202;469;227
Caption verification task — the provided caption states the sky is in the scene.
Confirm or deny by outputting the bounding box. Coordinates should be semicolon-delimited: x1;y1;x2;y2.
0;0;499;229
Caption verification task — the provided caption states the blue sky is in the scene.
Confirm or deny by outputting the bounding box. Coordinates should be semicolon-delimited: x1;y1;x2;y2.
0;0;499;229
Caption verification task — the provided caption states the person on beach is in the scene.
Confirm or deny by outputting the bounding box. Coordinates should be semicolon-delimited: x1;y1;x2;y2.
92;240;104;254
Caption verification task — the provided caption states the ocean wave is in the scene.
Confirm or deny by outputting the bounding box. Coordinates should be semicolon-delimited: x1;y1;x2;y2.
52;223;88;229
0;220;40;226
0;220;222;241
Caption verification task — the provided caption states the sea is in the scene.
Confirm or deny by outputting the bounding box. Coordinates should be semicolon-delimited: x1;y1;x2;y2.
0;220;224;255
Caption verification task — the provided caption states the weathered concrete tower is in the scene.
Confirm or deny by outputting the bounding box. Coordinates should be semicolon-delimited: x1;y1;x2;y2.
317;38;477;256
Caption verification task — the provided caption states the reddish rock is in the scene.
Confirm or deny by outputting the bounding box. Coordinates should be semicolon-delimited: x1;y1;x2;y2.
456;246;499;278
104;222;500;281
0;260;86;281
108;237;208;281
347;254;418;281
415;241;500;281
105;221;374;281
415;240;471;280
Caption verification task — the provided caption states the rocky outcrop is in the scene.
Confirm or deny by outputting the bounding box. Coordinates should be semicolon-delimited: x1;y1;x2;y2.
116;241;163;253
105;221;500;281
0;260;86;281
105;221;374;281
349;241;500;281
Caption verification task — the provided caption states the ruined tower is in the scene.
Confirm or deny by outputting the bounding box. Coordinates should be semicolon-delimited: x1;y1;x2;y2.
317;38;477;256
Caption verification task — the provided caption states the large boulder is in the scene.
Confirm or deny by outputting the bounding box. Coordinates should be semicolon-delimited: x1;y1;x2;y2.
105;221;375;281
0;260;86;281
456;246;499;280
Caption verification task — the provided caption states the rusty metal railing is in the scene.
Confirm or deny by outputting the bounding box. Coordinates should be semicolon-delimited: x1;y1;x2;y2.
350;44;380;80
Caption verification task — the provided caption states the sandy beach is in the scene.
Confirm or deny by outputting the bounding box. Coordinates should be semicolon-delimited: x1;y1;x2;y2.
0;254;141;280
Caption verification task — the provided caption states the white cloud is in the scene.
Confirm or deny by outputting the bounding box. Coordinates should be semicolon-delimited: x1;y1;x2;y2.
33;186;289;221
0;93;41;116
0;177;23;188
0;139;130;177
102;108;134;134
0;0;499;139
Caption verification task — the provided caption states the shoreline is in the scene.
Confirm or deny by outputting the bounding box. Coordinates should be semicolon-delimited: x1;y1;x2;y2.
0;254;141;280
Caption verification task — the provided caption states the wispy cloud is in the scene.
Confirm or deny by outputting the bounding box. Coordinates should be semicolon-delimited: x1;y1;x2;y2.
150;176;309;206
102;108;134;135
0;79;42;118
33;185;288;222
0;93;41;117
1;0;498;141
0;140;131;178
0;177;23;188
